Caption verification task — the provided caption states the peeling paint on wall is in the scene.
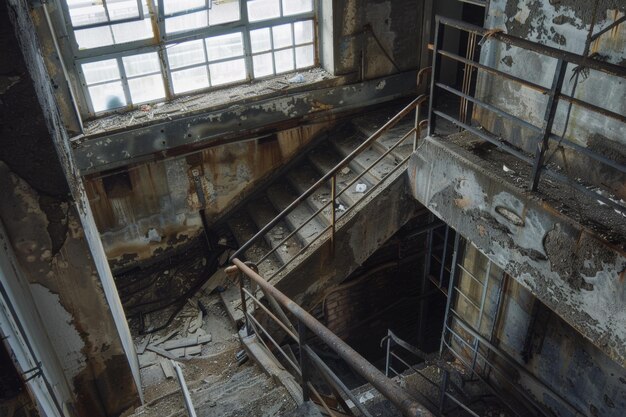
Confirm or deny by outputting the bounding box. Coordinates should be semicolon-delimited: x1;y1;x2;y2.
408;137;626;367
475;0;626;200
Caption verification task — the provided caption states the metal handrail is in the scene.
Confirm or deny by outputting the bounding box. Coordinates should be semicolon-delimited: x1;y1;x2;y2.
228;259;434;417
381;330;479;417
229;94;430;268
428;16;626;214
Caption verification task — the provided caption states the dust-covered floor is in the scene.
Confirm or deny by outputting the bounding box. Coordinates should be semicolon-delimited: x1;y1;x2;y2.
129;291;297;417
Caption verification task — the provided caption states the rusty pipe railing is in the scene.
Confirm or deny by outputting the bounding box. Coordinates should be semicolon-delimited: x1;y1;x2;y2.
228;258;434;417
229;94;429;265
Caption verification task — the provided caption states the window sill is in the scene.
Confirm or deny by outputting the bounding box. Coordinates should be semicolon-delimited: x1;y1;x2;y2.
81;68;341;137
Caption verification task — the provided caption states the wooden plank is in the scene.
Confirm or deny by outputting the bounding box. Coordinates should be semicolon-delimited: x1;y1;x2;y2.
146;344;178;360
136;334;151;354
160;359;175;379
160;334;212;351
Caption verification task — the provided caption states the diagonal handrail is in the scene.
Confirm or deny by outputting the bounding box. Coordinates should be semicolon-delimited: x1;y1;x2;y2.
229;94;430;265
228;259;434;417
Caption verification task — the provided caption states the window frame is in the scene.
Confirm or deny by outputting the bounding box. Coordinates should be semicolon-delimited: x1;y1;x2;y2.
57;0;318;117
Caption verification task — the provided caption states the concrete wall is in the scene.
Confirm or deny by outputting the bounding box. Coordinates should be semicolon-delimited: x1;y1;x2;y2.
1;1;140;415
408;137;626;368
329;0;425;78
84;123;330;271
474;0;626;199
452;243;626;417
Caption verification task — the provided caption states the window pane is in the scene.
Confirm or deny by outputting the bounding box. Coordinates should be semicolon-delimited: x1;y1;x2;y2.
163;0;204;15
253;53;273;77
123;52;161;77
294;20;314;45
171;66;209;94
272;24;293;49
209;59;246;86
74;26;114;49
106;0;140;21
247;0;280;22
111;18;154;44
82;59;120;84
282;0;312;16
274;49;294;73
250;28;271;53
165;10;208;34
88;81;126;112
167;39;206;69
209;0;240;25
67;0;107;27
128;74;166;103
295;45;314;68
206;32;244;61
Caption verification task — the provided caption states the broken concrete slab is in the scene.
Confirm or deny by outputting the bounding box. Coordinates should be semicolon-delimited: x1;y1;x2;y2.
139;351;158;369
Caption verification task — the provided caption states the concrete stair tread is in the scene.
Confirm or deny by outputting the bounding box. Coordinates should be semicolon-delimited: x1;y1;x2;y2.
352;114;416;161
266;182;328;245
219;284;245;325
246;197;303;265
227;212;281;276
285;163;340;217
308;146;373;208
332;135;398;181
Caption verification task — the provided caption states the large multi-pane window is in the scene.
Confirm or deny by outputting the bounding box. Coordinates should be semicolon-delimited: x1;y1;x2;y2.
59;0;317;115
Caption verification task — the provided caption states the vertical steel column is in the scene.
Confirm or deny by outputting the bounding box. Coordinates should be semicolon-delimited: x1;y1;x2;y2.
417;215;435;349
385;330;392;377
298;320;310;401
440;233;461;354
438;233;461;415
427;18;445;136
470;261;491;374
530;58;567;191
438;226;450;288
239;272;251;336
330;175;336;254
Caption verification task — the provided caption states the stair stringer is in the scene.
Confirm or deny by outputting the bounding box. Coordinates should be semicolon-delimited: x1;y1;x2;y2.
271;167;423;311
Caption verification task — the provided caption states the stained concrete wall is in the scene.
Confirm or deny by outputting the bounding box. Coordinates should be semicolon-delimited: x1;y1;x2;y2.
408;137;626;368
84;123;330;271
452;244;626;417
474;0;626;199
330;0;425;78
1;1;140;415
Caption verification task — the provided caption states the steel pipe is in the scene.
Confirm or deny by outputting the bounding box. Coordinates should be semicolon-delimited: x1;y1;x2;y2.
231;258;434;417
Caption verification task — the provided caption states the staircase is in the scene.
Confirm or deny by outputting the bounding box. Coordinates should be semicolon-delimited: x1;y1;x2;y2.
217;97;428;323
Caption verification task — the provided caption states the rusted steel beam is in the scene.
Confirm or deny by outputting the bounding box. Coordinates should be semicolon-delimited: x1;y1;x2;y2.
230;258;434;417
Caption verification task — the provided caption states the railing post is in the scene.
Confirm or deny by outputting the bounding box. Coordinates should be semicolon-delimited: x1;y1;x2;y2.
529;58;567;191
298;320;310;402
385;330;392;377
239;271;251;337
427;18;445;136
330;174;336;254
